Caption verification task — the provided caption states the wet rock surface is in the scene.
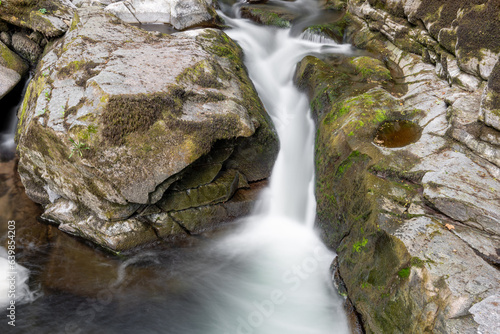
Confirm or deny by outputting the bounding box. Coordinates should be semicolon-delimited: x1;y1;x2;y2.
16;7;279;252
297;1;500;332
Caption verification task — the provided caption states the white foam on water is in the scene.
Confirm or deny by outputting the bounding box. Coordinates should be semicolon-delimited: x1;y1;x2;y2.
199;2;352;332
0;247;39;308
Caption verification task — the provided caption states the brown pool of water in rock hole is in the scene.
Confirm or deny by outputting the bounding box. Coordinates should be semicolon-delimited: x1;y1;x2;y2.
374;120;422;148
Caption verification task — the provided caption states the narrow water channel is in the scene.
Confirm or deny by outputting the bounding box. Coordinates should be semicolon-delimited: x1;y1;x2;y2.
1;1;352;333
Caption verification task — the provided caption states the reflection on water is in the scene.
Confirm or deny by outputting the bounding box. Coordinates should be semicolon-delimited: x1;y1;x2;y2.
374;120;422;148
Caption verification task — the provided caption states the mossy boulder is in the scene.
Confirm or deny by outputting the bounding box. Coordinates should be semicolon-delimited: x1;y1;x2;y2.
239;3;299;28
297;23;500;331
347;0;500;86
294;54;400;122
0;39;28;99
16;7;279;251
0;39;28;74
0;0;74;38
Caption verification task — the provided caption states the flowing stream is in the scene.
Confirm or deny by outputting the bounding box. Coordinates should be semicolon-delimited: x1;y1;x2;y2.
1;1;353;333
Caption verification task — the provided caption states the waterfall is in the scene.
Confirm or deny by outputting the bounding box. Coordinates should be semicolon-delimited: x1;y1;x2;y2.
197;2;352;332
1;1;353;332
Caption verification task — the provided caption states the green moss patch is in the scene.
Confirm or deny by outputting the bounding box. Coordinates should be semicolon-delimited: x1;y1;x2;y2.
101;88;187;146
176;60;229;88
240;6;293;28
351;56;392;83
456;2;500;60
0;41;28;74
397;267;411;279
57;60;99;86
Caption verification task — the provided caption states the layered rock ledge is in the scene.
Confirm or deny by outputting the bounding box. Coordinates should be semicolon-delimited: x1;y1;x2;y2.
295;0;500;333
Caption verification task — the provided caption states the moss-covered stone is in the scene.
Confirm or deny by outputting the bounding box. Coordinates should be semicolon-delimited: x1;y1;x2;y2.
101;88;186;146
351;56;392;82
456;1;500;62
296;36;453;331
158;169;245;212
239;5;296;28
0;40;28;75
16;8;279;251
0;0;73;37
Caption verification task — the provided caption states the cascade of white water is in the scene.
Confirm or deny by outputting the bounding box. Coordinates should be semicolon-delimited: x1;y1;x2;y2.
0;2;354;332
198;2;352;332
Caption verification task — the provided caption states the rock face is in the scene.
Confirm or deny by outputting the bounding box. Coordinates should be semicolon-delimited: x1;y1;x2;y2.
295;1;500;332
16;7;279;252
0;0;74;38
105;0;221;30
347;0;500;87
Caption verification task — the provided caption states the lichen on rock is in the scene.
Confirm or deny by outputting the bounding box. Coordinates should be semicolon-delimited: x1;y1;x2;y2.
0;39;28;99
16;7;279;251
298;7;500;332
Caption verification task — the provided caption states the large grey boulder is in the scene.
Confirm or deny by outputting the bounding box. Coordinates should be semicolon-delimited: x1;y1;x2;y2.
105;0;221;30
16;7;278;251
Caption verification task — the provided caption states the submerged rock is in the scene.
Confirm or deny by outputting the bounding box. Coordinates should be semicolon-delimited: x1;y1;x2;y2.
105;0;221;30
16;7;278;251
297;8;500;333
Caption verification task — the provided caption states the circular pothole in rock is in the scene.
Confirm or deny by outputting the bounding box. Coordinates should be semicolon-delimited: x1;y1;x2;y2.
373;120;422;148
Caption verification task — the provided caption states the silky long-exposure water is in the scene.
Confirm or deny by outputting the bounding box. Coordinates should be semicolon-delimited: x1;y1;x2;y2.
1;1;353;333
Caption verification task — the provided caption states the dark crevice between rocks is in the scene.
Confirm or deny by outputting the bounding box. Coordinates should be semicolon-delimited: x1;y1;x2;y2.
368;166;425;185
167;213;196;238
421;198;500;270
135;215;165;242
331;257;366;334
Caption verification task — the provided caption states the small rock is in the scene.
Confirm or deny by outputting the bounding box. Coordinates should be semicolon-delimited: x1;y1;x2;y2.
29;31;44;44
469;295;500;334
0;65;21;99
0;31;11;47
11;32;42;63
